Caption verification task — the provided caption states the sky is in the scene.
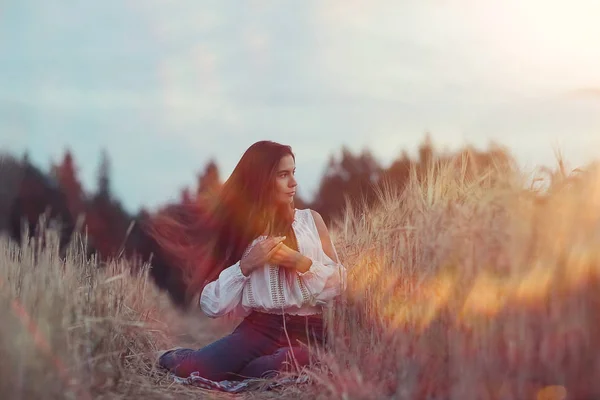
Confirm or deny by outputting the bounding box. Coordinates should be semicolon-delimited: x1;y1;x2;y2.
1;0;599;214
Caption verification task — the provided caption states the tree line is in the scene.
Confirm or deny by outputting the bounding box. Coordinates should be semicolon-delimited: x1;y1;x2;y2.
1;134;513;261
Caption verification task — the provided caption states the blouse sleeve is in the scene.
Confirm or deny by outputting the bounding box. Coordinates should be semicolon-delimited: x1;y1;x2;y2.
199;261;250;318
298;240;347;305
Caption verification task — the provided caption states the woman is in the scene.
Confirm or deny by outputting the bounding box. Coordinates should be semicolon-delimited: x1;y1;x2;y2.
147;140;346;382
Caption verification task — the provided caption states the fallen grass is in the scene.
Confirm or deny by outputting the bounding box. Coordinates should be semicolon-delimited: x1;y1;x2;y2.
1;152;599;399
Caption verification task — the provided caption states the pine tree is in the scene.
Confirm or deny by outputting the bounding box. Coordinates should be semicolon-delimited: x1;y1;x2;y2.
382;150;413;190
54;149;85;219
311;147;382;223
86;149;133;259
97;148;111;201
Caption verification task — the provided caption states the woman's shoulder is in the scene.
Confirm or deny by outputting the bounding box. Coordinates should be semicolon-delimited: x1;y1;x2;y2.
294;207;318;220
295;207;319;216
295;208;325;230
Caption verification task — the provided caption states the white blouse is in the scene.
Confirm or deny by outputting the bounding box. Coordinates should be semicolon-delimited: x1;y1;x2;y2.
199;208;346;318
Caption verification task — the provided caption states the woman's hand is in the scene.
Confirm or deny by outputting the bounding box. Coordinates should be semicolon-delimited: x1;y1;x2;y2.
269;243;313;273
240;236;286;276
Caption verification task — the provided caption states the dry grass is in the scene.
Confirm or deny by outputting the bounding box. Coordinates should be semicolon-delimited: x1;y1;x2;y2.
2;153;600;399
0;227;239;399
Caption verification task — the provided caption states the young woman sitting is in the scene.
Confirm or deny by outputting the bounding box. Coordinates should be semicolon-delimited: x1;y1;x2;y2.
147;140;346;382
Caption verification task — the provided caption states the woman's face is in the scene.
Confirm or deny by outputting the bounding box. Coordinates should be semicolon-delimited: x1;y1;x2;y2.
273;154;297;205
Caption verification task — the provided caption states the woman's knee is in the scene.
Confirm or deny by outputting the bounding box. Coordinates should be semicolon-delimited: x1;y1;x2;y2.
239;346;312;378
157;332;264;380
277;346;311;369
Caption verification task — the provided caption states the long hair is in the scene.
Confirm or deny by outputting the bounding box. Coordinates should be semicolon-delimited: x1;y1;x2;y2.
143;141;298;306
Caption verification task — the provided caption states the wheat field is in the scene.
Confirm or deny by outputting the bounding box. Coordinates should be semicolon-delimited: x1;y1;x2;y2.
1;154;599;399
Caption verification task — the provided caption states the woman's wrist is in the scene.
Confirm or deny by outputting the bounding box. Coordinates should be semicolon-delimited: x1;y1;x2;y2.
294;253;312;273
240;260;253;277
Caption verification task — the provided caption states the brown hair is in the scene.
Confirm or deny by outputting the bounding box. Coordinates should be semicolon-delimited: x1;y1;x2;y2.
143;141;299;303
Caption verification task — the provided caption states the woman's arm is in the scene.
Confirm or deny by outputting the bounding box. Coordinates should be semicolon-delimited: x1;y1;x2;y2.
200;236;285;317
199;261;250;318
270;210;340;270
311;209;341;263
268;209;346;304
299;210;346;301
